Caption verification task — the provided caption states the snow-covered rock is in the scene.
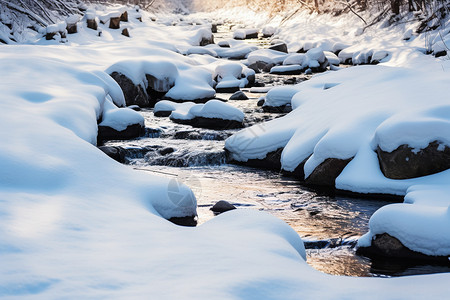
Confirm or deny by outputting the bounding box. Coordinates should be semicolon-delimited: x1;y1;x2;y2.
233;28;258;39
170;99;244;129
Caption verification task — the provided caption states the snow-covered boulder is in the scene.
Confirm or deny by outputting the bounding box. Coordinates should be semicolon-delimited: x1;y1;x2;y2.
226;64;450;191
66;15;80;34
305;48;328;72
107;59;179;107
247;49;288;65
374;106;450;179
233;28;258;40
262;25;276;38
214;62;248;93
98;98;145;142
170;100;244;129
262;86;297;112
357;183;450;260
154;100;196;117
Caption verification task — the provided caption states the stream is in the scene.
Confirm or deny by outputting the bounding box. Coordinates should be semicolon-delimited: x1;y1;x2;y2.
104;22;450;277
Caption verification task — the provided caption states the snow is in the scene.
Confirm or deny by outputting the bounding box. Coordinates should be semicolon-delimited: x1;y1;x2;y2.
270;65;304;74
263;86;299;107
233;28;258;39
226;63;450;186
170;99;245;122
154;100;196;115
2;2;450;298
214;62;249;89
99;98;144;131
247;49;288;65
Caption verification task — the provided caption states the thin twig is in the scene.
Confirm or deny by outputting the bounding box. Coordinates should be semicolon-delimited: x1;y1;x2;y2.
340;0;367;25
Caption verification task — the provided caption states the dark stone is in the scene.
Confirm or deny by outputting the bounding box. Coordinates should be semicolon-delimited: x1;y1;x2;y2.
435;50;447;58
200;35;214;46
191;117;243;130
98;146;126;163
127;105;141;111
270;67;304;75
168;215;197;227
211;24;218;33
257;99;265;106
283;77;297;85
229;91;248;100
262;104;292;113
120;11;128;22
218;41;230;48
247;63;261;73
263;63;275;73
245;32;258;39
87;18;98;30
377;141;450;179
66;23;77;34
145;74;174;105
215;86;240;93
122;28;130;37
210;200;236;214
97;123;144;142
158;147;175;156
357;233;450;263
229;148;283;171
45;32;56;40
154;110;172;117
109;17;120;29
137;17;142;22
246;74;256;87
110;72;149;107
305;157;353;187
174;131;202;140
269;43;288;53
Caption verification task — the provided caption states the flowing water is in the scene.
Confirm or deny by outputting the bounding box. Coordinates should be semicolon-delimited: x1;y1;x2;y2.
104;22;450;277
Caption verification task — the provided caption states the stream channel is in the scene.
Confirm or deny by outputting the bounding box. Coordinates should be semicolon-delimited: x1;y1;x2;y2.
104;23;450;277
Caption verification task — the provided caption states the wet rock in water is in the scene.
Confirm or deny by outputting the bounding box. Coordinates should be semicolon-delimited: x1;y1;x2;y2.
263;63;275;73
98;146;126;163
377;141;450;179
257;98;265;106
229;148;283;171
215;86;241;93
97;123;145;142
154;110;172;117
169;215;197;227
127;105;141;111
262;104;292;113
190;117;243;130
229;91;248;100
269;43;288;53
158;147;175;156
305;157;353;187
211;200;236;214
283;77;297;85
110;72;149;107
174;130;202;140
357;233;450;262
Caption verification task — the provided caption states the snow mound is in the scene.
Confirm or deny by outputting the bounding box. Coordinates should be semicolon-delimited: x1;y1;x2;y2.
170;99;244;122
